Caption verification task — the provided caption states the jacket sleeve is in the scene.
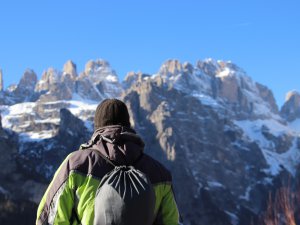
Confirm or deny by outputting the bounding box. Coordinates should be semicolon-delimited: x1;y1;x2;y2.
36;154;75;225
154;184;181;225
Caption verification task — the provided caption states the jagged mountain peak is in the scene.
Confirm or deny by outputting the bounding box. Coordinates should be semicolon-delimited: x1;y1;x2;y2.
124;71;138;81
123;71;150;88
158;59;183;76
2;69;40;102
83;59;119;85
280;90;300;121
196;58;244;78
40;67;61;83
0;58;279;120
35;68;62;93
147;58;278;119
157;58;244;80
15;69;37;94
285;90;300;102
196;58;220;76
23;58;122;102
182;62;194;74
20;69;37;85
85;59;111;74
63;60;77;79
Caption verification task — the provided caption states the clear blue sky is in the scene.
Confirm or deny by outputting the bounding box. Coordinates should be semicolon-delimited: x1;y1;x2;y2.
0;0;299;107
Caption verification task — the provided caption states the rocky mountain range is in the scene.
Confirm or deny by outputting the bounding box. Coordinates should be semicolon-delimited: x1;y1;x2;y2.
0;58;300;225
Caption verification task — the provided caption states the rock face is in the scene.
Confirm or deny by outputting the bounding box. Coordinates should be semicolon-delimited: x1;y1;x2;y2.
123;77;272;225
62;60;77;93
0;115;38;225
123;71;150;89
13;69;38;101
57;108;90;147
0;59;122;105
280;91;300;121
256;83;278;113
75;73;104;101
122;59;300;224
63;60;77;79
0;58;299;225
85;59;122;97
0;116;18;178
17;69;37;91
35;68;72;101
35;68;61;93
216;72;240;103
159;59;183;77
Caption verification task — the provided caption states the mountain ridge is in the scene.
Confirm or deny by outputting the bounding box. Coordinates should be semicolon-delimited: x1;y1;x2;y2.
0;58;300;225
0;58;295;111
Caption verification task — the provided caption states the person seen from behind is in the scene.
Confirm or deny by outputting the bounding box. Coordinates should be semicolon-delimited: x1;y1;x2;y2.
36;98;181;225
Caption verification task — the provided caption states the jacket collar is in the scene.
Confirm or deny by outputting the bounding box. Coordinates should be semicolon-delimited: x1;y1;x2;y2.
87;125;145;164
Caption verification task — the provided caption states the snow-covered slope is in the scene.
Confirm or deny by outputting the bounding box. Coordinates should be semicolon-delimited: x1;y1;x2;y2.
234;119;300;176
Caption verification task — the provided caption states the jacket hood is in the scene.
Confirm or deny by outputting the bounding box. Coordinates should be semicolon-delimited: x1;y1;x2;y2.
87;125;145;165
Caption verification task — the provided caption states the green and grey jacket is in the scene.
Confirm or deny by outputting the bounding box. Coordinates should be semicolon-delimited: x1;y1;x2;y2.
36;125;180;225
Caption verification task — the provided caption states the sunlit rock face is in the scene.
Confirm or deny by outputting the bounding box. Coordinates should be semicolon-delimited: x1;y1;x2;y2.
63;60;78;80
0;58;299;225
280;90;300;121
62;60;77;93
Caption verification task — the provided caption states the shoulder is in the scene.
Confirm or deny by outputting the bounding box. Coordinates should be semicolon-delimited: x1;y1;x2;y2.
136;154;172;185
65;149;112;179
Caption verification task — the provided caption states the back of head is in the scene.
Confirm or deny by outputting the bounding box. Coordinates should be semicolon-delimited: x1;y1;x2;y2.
94;99;131;130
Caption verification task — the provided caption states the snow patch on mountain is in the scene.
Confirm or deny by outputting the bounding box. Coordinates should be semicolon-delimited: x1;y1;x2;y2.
0;102;36;128
2;102;36;115
216;67;232;78
192;93;221;108
260;138;300;176
235;119;297;141
234;119;300;175
67;100;98;120
19;130;56;142
207;181;224;188
105;74;118;82
0;98;98;145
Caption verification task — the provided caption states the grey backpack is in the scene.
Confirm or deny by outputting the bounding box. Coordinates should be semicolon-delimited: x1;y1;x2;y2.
93;149;156;225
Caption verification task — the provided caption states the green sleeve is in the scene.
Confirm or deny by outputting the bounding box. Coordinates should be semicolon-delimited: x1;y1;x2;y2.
154;185;180;225
36;154;74;225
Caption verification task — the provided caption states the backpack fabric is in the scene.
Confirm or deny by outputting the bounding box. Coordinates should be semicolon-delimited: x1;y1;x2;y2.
93;137;156;225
